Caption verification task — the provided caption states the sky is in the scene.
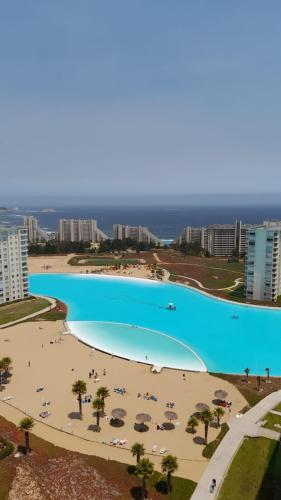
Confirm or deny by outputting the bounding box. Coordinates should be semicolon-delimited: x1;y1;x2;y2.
1;1;281;203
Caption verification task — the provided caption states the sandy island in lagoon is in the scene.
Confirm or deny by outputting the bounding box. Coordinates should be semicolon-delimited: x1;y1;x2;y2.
0;256;246;481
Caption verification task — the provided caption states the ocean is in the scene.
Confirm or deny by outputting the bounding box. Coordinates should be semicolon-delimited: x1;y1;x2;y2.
2;205;281;239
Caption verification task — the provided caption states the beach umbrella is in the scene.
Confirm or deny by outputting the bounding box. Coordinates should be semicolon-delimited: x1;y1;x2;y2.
195;403;210;412
214;390;228;400
111;408;127;420
136;413;151;424
164;411;178;422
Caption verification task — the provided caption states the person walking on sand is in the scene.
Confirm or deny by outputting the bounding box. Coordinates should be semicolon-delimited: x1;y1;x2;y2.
28;361;30;367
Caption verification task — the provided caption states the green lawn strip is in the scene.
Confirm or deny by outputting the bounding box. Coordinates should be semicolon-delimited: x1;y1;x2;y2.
273;402;281;413
28;310;67;321
149;471;197;498
218;437;278;500
0;298;50;325
262;412;281;432
202;423;229;458
68;256;140;266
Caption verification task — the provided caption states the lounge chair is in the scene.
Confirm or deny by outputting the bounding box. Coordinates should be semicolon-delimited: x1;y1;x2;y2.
36;386;44;392
110;438;120;445
152;444;157;453
39;411;51;418
119;439;128;445
160;447;168;454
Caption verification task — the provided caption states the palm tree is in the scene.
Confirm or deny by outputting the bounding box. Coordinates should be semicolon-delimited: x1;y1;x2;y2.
187;416;199;434
1;357;11;383
265;367;270;382
161;454;178;494
92;397;104;429
244;367;250;382
135;458;154;499
200;409;213;444
131;442;145;463
19;417;34;454
257;376;261;391
1;357;11;374
96;386;110;411
213;407;225;428
72;380;87;419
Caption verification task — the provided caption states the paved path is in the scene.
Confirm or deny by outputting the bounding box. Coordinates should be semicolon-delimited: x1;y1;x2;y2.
0;295;56;329
170;274;243;291
191;390;281;500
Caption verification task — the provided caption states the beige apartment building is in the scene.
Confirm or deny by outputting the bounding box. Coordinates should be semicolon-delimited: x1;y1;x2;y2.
113;224;162;246
58;219;108;242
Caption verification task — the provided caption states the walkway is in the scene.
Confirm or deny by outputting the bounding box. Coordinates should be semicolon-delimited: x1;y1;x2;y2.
191;390;281;500
170;274;243;291
0;295;56;329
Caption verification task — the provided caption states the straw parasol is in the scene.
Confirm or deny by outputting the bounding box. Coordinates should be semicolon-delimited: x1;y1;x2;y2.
214;390;228;400
111;408;127;420
164;411;178;422
195;403;210;412
136;413;152;424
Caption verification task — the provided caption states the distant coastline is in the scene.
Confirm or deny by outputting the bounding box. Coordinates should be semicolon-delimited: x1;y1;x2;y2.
2;204;281;239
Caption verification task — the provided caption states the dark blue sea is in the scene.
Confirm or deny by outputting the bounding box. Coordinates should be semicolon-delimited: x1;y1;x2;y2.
2;205;281;239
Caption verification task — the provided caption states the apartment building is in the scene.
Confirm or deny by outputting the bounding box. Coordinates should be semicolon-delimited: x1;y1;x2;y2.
178;221;254;256
22;216;49;242
0;227;29;304
113;224;162;246
245;221;281;302
59;219;108;242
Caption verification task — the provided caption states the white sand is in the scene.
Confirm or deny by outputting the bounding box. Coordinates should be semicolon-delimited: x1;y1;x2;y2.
0;321;246;481
28;255;152;279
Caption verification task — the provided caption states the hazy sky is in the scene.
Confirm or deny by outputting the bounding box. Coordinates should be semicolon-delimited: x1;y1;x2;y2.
1;1;281;201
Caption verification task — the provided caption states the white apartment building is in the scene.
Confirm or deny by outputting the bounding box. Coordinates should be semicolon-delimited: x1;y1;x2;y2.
245;221;281;302
113;224;162;246
178;221;254;256
0;227;29;304
59;219;108;242
22;216;49;242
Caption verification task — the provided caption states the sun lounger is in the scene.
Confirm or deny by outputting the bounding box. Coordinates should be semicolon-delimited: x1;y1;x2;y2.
110;438;120;445
119;439;127;445
152;444;157;453
94;378;100;383
160;447;168;454
39;411;51;418
36;386;44;392
2;396;12;401
42;400;51;406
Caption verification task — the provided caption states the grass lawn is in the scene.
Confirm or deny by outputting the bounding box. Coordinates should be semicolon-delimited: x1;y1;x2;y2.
262;412;281;432
218;437;281;500
68;256;140;266
0;297;50;325
273;402;281;412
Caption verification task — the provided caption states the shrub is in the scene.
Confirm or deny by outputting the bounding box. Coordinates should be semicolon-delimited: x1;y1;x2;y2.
0;436;14;460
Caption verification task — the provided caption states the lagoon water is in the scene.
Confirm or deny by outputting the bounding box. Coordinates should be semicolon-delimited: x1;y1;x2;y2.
30;273;281;375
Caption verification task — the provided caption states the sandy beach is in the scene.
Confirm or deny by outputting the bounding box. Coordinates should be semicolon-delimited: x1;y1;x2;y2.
0;321;246;481
28;255;153;279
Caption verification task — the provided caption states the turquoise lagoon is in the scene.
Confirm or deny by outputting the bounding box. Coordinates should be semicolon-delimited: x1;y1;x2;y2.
30;274;281;375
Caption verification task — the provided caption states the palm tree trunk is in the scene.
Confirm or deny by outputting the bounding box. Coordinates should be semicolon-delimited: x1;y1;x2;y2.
217;416;220;428
96;410;100;428
204;422;208;444
137;452;140;463
142;478;147;499
78;394;82;418
25;431;30;454
167;472;171;494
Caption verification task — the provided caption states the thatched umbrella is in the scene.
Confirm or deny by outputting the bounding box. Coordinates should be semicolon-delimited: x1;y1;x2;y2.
214;390;228;400
111;408;127;420
111;408;127;427
136;413;151;425
164;411;178;422
195;403;210;412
